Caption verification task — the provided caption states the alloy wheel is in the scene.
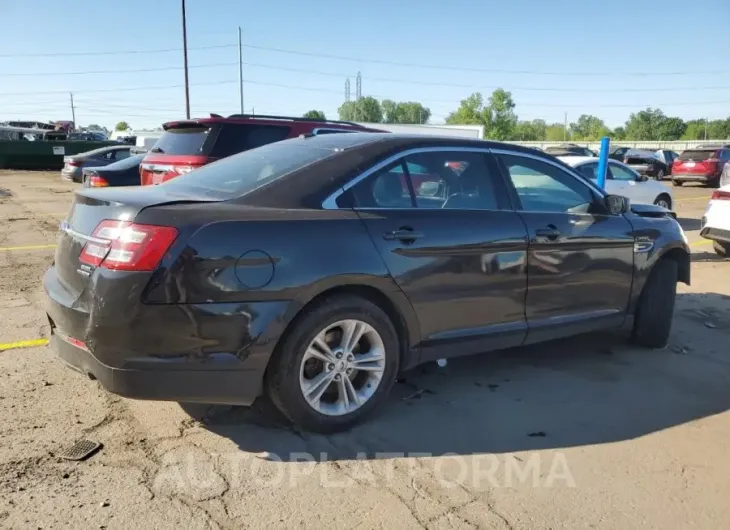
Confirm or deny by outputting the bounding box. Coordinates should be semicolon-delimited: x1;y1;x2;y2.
299;319;386;416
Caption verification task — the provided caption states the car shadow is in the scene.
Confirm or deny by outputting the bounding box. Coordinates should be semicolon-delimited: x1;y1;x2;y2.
677;217;702;231
183;292;730;462
692;250;727;263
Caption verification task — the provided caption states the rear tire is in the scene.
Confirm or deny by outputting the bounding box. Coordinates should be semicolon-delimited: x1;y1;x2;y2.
672;180;683;187
265;295;400;434
656;169;665;180
713;240;730;257
631;259;678;349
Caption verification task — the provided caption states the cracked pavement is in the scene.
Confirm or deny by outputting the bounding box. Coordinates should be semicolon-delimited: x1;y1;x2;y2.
1;171;729;529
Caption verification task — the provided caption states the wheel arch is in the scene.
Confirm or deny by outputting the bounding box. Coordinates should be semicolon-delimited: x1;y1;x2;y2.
273;278;422;374
657;246;690;285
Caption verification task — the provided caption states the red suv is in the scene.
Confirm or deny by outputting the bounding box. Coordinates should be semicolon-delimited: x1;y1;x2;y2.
140;114;385;185
672;146;730;187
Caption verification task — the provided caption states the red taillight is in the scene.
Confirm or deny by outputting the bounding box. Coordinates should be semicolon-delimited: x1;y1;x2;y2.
79;220;178;271
711;190;730;201
705;158;719;169
88;175;109;187
68;160;81;167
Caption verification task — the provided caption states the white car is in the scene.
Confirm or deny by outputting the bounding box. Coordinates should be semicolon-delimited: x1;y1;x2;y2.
558;156;674;209
700;185;730;256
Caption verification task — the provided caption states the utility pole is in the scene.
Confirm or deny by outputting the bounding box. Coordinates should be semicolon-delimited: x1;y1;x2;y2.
564;112;567;141
181;0;191;119
238;27;244;114
69;93;76;127
704;118;708;141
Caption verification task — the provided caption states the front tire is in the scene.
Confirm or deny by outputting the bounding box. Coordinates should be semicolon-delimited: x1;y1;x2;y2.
713;240;730;257
266;295;400;433
654;194;672;209
632;259;678;349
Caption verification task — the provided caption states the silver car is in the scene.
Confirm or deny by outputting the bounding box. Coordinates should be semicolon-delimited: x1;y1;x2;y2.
61;145;132;182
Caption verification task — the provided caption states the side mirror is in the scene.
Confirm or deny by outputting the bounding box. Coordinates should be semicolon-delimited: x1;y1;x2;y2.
604;194;630;215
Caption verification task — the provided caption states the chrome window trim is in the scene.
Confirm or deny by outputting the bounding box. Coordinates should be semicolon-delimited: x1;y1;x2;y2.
321;146;495;210
312;128;356;135
489;148;608;198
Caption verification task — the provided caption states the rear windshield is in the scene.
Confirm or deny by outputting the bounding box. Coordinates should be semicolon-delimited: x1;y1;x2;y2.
679;149;717;160
625;157;651;165
152;126;212;155
209;124;290;157
160;140;334;200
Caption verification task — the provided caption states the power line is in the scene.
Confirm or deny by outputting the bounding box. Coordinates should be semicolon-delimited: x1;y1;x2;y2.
4;59;729;94
0;44;236;59
0;62;238;77
241;43;730;77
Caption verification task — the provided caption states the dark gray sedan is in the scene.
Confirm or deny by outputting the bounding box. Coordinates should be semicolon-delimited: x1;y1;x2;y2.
61;145;132;182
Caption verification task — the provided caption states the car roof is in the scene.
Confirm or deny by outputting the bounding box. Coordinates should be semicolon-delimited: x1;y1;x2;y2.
162;113;384;132
556;155;599;166
75;145;130;157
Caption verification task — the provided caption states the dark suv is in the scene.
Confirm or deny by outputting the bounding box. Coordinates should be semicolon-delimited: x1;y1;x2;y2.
140;114;385;185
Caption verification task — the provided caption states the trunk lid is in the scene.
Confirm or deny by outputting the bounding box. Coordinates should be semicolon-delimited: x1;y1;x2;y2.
55;186;218;294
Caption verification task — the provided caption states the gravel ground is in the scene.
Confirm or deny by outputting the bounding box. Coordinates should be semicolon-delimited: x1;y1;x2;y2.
1;171;729;529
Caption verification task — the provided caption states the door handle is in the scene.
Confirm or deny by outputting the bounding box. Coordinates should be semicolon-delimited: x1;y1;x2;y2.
383;228;424;242
535;226;561;241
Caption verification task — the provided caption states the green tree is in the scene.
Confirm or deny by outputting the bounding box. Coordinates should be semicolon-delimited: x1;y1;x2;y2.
484;88;517;140
380;100;430;124
545;123;570;141
611;126;627;141
624;108;683;141
681;119;706;140
302;110;326;120
569;114;611;140
515;119;547;141
338;97;383;123
114;121;130;131
445;92;488;126
658;117;686;140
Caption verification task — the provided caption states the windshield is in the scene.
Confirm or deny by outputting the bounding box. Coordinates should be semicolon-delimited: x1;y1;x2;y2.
152;126;211;155
160;141;336;199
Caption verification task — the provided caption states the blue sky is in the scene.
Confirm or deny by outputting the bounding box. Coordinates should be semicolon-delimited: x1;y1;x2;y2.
1;0;729;130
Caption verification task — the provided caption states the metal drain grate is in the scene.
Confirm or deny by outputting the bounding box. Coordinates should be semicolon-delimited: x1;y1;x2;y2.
58;439;103;461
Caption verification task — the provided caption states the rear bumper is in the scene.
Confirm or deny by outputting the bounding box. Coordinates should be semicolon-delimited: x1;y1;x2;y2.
43;266;294;405
700;227;730;243
50;333;263;404
61;167;82;181
672;173;716;183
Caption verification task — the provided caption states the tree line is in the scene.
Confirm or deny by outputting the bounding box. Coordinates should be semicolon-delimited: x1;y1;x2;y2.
303;89;730;141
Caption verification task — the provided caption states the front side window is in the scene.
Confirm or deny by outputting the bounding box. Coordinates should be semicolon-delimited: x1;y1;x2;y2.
500;154;596;214
349;150;504;210
608;162;637;181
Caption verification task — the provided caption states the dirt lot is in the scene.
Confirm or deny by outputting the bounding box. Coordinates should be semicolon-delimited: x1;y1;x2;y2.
1;171;729;529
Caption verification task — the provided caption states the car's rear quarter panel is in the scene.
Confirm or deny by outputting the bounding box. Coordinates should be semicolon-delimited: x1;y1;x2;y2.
138;203;420;373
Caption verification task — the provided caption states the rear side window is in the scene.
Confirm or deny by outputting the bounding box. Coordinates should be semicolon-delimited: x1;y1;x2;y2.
679;149;717;160
209;124;290;157
152;126;212;155
160;141;333;199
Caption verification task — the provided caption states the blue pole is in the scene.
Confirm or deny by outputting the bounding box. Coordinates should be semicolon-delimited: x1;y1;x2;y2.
596;136;610;189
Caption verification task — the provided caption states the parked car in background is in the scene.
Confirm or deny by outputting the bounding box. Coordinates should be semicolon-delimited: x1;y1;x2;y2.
45;133;690;433
61;145;133;182
623;149;670;180
608;146;631;161
82;153;144;188
139;113;385;185
560;156;673;209
68;132;108;142
700;185;730;256
654;149;680;175
672;146;730;187
544;144;596;157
